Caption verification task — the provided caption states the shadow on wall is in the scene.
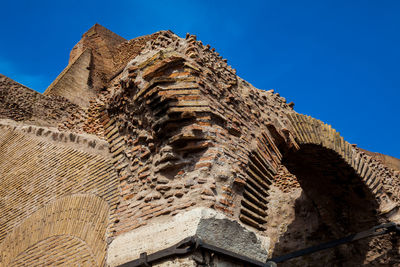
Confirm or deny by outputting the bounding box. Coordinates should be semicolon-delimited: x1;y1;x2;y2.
274;144;381;266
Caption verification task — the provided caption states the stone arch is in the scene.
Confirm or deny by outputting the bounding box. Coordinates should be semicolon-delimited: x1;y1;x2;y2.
0;194;109;267
270;113;399;265
286;113;396;213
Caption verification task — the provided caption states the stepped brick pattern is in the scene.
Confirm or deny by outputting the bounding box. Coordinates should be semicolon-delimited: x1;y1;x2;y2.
0;24;399;266
0;74;80;126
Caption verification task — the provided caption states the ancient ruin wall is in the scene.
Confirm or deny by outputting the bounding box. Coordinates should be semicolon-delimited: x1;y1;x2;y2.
45;24;160;108
99;31;399;265
271;114;400;265
0;122;119;266
0;74;80;127
98;31;295;240
44;49;95;108
0;25;399;266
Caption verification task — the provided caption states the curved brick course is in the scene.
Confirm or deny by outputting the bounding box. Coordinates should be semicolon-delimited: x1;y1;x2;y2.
0;194;109;266
287;113;399;214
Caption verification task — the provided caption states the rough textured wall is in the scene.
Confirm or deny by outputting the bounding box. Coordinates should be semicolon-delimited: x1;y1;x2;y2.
45;24;159;108
44;49;95;107
0;74;80;126
99;31;296;239
1;25;399;266
0;121;119;266
99;30;399;266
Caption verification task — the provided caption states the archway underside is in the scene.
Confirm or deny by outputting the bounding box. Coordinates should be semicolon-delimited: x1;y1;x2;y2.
284;144;380;235
277;144;381;265
268;113;400;265
286;113;398;207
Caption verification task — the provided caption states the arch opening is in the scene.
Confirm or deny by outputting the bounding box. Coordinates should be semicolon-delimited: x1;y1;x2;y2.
273;144;384;266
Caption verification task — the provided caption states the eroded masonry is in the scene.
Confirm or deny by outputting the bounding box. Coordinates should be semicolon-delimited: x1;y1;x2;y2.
0;24;399;266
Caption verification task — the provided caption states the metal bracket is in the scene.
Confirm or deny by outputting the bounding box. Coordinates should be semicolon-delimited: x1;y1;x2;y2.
268;222;400;264
118;222;399;266
118;235;267;267
119;236;199;267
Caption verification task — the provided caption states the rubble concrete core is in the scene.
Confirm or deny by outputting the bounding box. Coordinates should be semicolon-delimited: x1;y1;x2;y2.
107;208;270;266
0;23;399;266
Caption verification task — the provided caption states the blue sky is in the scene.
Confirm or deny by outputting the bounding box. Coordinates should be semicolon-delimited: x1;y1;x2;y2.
1;0;399;158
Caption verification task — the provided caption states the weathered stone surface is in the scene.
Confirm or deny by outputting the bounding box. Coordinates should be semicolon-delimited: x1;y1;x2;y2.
107;208;269;266
0;24;399;267
197;216;269;262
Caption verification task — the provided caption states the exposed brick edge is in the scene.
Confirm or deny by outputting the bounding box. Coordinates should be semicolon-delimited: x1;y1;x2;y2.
44;49;91;96
287;113;399;214
0;120;109;155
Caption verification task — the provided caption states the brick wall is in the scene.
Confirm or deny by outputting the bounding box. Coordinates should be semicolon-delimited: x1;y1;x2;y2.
0;74;80;126
0;122;118;266
99;31;399;265
44;49;95;107
99;31;295;238
1;25;399;266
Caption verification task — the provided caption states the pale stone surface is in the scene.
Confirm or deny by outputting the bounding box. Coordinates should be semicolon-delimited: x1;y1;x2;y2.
212;255;244;267
107;208;270;266
153;257;197;267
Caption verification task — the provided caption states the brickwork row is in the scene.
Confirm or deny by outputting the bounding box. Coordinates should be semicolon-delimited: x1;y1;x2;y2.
100;113;134;236
287;113;400;210
100;31;295;235
0;195;108;266
239;133;278;230
0;124;118;266
0;74;80;127
11;235;95;267
1;121;109;155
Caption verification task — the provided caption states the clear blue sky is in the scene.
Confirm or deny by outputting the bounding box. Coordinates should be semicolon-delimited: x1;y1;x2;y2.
1;0;399;158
